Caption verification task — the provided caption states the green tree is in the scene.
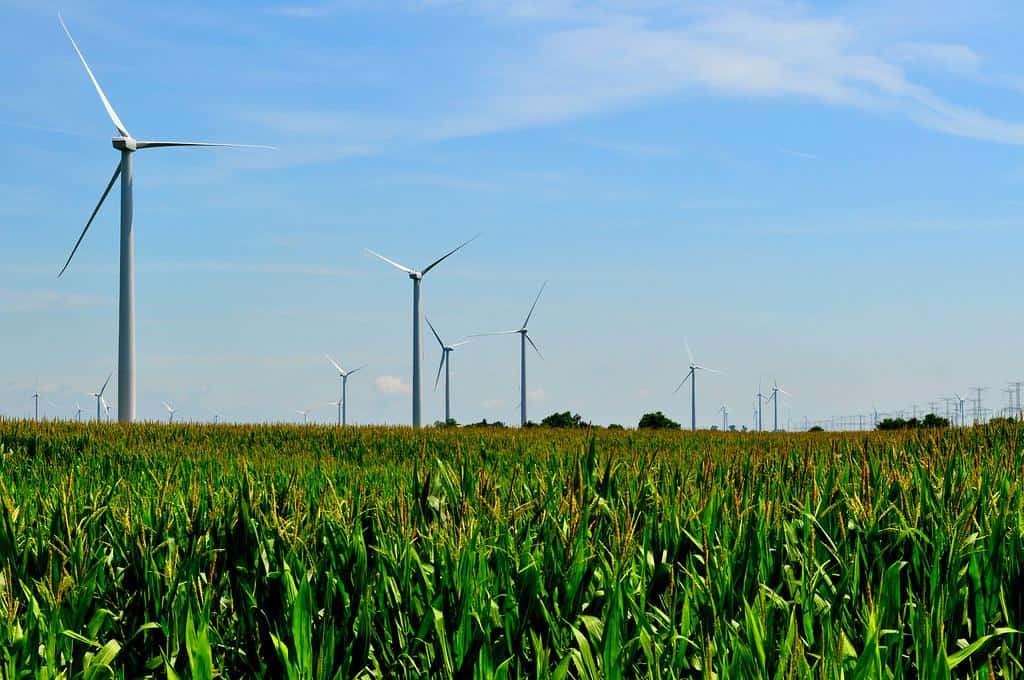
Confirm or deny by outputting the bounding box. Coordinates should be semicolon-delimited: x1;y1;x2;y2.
638;411;681;430
540;411;586;428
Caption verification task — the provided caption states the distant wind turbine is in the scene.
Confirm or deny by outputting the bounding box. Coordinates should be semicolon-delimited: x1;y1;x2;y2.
32;385;40;421
326;355;365;426
163;401;176;424
720;405;729;431
294;409;310;425
55;15;273;424
473;282;548;427
365;234;479;427
426;317;472;424
90;372;112;422
765;380;791;431
673;339;723;431
755;382;766;432
75;402;83;422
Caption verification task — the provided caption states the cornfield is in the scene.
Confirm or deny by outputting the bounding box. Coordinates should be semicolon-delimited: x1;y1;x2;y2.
1;419;1023;678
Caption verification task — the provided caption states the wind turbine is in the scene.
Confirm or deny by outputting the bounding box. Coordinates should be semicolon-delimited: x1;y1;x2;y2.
720;405;729;431
56;15;273;424
426;317;472;424
75;402;83;422
765;380;791;432
473;281;548;427
90;372;112;422
755;382;766;432
163;402;176;424
294;409;310;425
673;339;722;431
365;235;478;427
326;355;365;426
32;385;40;421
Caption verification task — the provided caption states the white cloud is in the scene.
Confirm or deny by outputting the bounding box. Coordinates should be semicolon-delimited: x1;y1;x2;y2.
255;3;1024;151
0;289;107;312
890;42;981;75
375;375;411;396
527;388;546;401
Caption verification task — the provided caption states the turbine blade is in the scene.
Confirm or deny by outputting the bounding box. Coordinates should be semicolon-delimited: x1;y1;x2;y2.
696;365;724;375
425;317;444;348
364;248;414;274
58;163;121;277
778;388;792;397
59;14;131;137
421;233;480;276
434;352;445;391
684;337;694;366
326;354;344;375
674;372;692;394
450;339;474;348
98;371;113;397
522;280;547;328
162;401;173;412
347;365;367;376
525;333;543;359
135;140;276;150
468;330;520;338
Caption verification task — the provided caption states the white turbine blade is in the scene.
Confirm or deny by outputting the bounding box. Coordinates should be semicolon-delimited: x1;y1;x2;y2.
425;317;445;348
674;372;692;394
135;140;276;150
58;163;121;277
347;365;367;376
695;365;724;375
450;339;474;348
778;388;792;397
421;233;480;276
98;371;113;397
433;352;446;391
684;337;694;366
364;248;414;274
469;330;520;338
326;354;344;375
525;333;543;359
522;281;548;328
162;401;173;412
59;14;131;137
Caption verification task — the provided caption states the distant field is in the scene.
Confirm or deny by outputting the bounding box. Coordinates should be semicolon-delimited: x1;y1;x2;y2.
1;420;1022;678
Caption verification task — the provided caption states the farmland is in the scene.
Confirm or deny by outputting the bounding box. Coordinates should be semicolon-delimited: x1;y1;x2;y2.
1;420;1023;678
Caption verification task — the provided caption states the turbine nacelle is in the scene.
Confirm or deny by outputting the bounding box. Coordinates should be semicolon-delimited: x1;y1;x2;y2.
112;136;137;151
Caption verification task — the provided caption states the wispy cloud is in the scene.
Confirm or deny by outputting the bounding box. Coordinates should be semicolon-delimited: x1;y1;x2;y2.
375;374;411;396
0;288;107;312
252;2;1024;152
779;147;818;160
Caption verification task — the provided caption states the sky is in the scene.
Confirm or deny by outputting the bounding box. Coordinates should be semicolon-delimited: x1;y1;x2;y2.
2;0;1024;428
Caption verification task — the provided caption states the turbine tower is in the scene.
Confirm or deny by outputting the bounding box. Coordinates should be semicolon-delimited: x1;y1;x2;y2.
720;405;729;431
294;409;309;425
673;339;722;431
56;15;272;423
365;235;478;427
427;317;472;424
765;380;791;431
90;372;112;422
32;386;40;421
474;282;548;427
326;355;365;426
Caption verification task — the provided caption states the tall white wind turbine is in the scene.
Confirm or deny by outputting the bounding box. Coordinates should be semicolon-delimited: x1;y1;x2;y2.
473;282;548;427
426;317;472;425
75;402;83;422
56;15;273;423
673;339;722;431
294;409;310;425
365;235;479;427
765;380;791;432
326;355;365;426
163;401;176;424
90;372;112;422
32;385;40;421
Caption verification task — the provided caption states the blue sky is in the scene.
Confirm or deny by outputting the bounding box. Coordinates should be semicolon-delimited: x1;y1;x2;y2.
2;0;1023;427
